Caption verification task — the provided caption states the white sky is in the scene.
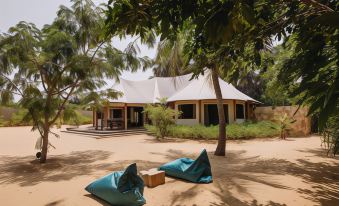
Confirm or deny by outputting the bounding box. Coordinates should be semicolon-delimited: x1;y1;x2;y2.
0;0;156;82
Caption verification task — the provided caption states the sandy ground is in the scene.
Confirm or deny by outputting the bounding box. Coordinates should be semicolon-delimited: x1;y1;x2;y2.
0;126;338;206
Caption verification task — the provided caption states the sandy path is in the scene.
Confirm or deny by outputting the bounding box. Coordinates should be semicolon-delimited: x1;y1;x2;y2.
0;126;338;206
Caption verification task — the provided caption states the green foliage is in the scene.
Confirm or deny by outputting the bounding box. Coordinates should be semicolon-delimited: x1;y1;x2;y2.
146;121;279;140
106;0;339;132
262;1;339;129
0;0;151;162
144;98;181;138
63;110;92;126
0;105;91;127
274;113;296;139
321;111;339;156
0;114;7;127
258;46;294;106
106;0;276;77
8;108;30;126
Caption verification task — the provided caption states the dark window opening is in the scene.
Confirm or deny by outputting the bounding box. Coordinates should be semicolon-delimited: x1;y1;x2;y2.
178;104;196;119
111;109;123;119
236;104;245;119
96;112;102;119
204;104;229;126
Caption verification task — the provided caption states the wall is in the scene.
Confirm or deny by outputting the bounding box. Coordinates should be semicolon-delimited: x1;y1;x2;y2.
254;106;311;136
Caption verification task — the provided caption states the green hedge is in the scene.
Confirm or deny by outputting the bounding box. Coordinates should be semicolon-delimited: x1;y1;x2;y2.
0;106;92;127
145;121;279;140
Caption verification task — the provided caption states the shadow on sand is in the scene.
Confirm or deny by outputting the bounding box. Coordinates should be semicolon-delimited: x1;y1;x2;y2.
157;149;339;206
0;150;114;186
0;147;338;206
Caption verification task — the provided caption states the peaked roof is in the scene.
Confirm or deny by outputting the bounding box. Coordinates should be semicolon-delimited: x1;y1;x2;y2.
109;73;258;103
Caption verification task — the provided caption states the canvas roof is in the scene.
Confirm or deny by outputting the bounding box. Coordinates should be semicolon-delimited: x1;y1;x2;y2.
109;72;258;104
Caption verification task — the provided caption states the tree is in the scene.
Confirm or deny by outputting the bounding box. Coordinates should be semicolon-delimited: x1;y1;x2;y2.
258;0;339;126
105;0;276;156
231;70;265;103
152;37;188;77
257;0;338;154
0;0;148;163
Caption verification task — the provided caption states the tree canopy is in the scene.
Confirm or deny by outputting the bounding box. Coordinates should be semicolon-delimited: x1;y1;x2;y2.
105;0;339;155
0;0;149;162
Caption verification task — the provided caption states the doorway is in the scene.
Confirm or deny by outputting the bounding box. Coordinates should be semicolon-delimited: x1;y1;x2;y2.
127;107;144;128
204;104;229;126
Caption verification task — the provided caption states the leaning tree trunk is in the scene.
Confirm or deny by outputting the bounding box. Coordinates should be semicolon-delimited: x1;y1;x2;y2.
211;67;226;156
40;124;49;163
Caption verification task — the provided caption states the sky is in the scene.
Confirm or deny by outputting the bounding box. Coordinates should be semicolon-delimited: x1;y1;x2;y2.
0;0;156;82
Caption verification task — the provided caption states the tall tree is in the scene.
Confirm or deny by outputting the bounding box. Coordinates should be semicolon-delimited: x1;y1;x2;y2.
258;0;339;124
152;32;188;77
0;0;148;163
105;0;274;156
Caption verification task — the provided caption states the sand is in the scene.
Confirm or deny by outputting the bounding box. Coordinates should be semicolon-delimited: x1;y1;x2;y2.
0;126;338;206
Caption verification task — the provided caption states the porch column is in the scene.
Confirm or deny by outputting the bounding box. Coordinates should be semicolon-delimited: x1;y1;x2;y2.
143;106;146;126
233;100;236;121
124;103;128;130
92;109;95;127
198;100;202;124
103;106;108;128
245;102;248;120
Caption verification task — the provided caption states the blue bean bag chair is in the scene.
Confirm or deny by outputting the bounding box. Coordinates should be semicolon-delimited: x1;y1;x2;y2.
85;163;146;206
159;149;212;183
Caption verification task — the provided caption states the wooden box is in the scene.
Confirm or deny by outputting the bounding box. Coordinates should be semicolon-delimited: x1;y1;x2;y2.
140;168;165;188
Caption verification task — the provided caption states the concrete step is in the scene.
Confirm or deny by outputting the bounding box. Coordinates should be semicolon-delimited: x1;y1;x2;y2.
65;127;146;134
62;128;147;138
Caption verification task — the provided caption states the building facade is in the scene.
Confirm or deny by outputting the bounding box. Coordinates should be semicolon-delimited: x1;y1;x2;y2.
93;73;258;130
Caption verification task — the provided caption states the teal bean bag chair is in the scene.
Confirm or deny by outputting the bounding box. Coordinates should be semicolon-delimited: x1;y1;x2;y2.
85;163;146;206
159;149;212;183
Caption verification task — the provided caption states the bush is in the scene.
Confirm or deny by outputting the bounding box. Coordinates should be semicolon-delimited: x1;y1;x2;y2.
0;105;92;127
146;121;279;140
321;115;339;156
8;108;30;126
227;121;280;139
63;110;92;126
144;99;180;138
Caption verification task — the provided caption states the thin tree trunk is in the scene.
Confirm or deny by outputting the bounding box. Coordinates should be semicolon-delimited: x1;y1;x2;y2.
211;67;226;156
40;125;49;163
40;91;51;163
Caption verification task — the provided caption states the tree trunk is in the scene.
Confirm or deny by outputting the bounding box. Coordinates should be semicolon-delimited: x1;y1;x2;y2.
211;67;226;156
40;125;49;163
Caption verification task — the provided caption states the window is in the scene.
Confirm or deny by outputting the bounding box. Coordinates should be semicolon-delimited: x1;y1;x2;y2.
111;109;123;119
178;104;196;119
236;104;245;119
204;104;229;126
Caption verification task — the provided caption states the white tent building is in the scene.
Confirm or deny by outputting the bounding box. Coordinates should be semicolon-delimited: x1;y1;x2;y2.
93;73;258;130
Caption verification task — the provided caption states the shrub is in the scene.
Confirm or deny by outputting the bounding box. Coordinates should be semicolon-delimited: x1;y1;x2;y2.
62;110;92;126
8;108;30;126
321;115;339;156
0;105;92;127
146;121;279;140
144;98;180;138
227;121;280;139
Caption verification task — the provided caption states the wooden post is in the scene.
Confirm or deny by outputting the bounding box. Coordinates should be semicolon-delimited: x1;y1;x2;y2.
142;105;146;127
92;109;95;127
124;103;128;130
101;112;104;130
233;100;236;121
198;100;201;124
245;102;248;120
